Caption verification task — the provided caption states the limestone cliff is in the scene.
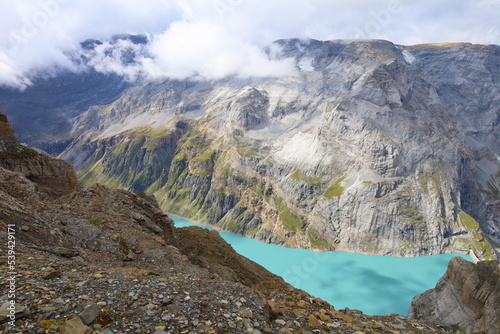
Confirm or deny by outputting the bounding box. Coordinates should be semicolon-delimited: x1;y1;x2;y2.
1;39;499;258
409;257;500;334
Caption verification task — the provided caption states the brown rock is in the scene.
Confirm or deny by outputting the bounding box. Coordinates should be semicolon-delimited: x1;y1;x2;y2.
265;300;282;320
318;313;332;322
54;247;79;258
331;310;354;323
64;316;92;334
0;113;17;143
44;271;62;280
297;299;309;307
308;314;321;327
240;308;253;318
167;303;183;314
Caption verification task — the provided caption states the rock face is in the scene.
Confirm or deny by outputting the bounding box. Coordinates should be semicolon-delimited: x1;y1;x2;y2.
0;113;16;142
0;113;80;198
1;39;499;258
409;257;500;334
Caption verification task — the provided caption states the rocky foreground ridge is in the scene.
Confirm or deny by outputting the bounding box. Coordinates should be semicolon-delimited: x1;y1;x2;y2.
2;38;498;258
1;113;473;333
409;257;500;334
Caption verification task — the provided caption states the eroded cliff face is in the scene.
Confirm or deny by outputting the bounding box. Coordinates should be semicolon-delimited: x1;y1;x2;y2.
2;39;499;258
0;113;79;198
409;257;500;334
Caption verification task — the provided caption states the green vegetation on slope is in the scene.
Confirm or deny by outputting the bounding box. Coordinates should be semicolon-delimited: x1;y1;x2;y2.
307;226;334;250
323;175;346;198
275;197;305;232
458;210;480;229
455;210;496;260
289;170;322;185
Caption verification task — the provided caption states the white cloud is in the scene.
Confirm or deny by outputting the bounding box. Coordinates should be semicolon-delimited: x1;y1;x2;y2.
0;0;498;89
0;52;32;90
144;21;295;80
80;38;146;81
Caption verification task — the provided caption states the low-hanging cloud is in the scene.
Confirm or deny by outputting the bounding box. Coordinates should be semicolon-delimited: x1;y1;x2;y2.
73;21;296;83
0;0;499;90
144;21;295;80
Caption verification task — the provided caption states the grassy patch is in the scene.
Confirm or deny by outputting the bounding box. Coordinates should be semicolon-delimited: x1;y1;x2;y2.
403;207;419;213
249;183;265;197
90;219;103;226
323;175;346;198
458;210;480;229
307;226;334;250
289;170;322;185
417;174;442;195
275;197;304;232
173;150;188;161
79;160;104;187
39;320;64;332
236;141;259;158
191;169;211;177
194;149;214;162
184;132;206;150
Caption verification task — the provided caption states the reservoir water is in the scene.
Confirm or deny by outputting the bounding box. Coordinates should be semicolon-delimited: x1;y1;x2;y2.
173;216;471;316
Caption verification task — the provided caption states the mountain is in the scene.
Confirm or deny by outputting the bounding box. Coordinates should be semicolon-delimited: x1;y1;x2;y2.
1;38;499;259
0;112;457;333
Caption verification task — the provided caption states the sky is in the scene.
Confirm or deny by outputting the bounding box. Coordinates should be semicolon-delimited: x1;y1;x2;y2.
0;0;499;90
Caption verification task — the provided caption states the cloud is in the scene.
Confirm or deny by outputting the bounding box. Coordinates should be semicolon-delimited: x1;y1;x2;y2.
78;38;147;81
0;0;499;89
0;52;32;90
144;21;295;80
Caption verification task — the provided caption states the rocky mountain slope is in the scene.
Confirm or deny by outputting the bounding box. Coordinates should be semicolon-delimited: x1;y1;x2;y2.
0;114;79;199
0;112;462;333
409;257;500;334
1;38;499;258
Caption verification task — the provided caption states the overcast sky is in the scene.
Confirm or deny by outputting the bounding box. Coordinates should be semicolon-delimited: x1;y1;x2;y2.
1;0;499;89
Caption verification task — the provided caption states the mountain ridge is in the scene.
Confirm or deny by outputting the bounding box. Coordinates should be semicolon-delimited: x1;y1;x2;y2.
1;38;498;259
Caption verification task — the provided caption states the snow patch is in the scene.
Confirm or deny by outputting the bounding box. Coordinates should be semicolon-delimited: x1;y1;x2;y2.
98;109;175;139
273;132;326;168
402;50;416;64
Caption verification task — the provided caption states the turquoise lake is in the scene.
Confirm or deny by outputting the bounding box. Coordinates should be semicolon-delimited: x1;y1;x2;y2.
172;216;471;316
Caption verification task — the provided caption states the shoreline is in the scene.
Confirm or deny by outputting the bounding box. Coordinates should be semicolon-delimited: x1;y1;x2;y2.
165;211;472;259
165;211;222;231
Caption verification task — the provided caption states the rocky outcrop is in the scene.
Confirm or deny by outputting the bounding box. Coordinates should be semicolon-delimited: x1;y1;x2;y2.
175;226;279;286
0;113;79;198
409;257;500;333
0;113;16;142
